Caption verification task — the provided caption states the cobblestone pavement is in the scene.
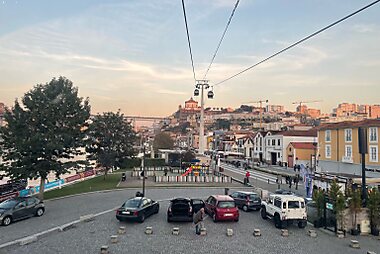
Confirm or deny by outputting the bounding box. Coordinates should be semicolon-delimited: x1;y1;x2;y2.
2;188;379;254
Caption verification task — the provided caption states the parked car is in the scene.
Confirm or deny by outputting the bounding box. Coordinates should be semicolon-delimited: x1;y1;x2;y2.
167;198;204;222
116;197;159;223
205;195;239;222
0;197;45;226
230;191;261;212
274;189;294;195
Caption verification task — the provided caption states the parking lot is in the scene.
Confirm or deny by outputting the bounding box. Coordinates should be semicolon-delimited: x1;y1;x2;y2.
1;188;379;254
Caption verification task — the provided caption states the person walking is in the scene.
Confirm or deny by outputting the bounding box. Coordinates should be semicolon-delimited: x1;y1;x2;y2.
245;170;250;185
193;208;205;235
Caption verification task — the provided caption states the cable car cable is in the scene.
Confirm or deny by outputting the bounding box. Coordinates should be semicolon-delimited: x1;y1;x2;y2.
214;0;380;86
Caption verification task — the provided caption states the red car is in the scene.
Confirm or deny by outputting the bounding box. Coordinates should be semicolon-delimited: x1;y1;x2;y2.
205;195;239;222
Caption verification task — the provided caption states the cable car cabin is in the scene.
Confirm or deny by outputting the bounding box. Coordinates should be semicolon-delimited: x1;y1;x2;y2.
194;89;199;96
207;90;214;99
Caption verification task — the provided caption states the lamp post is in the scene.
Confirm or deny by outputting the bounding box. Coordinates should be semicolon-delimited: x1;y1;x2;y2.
194;80;213;155
140;135;146;197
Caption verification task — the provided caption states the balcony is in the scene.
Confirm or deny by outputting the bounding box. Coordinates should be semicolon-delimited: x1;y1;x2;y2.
341;156;353;163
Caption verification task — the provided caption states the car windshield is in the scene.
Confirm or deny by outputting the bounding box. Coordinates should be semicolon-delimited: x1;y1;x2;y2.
218;201;235;208
0;199;18;209
248;194;259;200
288;201;300;209
123;199;141;208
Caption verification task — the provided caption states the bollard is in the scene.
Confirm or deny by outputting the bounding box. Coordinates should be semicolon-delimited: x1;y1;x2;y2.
200;227;207;236
281;229;289;237
336;230;344;238
308;229;317;238
172;227;180;235
350;240;360;249
111;235;118;244
118;226;126;235
100;246;109;254
226;228;233;236
145;226;153;235
253;229;261;237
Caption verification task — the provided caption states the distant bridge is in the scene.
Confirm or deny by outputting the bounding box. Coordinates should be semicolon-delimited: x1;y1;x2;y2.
124;115;169;121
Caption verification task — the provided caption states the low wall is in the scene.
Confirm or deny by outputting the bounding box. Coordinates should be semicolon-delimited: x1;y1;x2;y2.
155;175;231;183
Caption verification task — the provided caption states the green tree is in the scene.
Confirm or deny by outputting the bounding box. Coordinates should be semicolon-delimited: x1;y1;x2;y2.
335;192;346;231
329;180;342;215
181;150;196;163
0;77;90;200
348;189;362;232
153;132;174;152
214;119;231;130
312;188;325;219
86;111;136;179
368;189;380;232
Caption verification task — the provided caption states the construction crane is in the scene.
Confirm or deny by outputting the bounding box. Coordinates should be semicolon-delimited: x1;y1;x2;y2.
292;100;322;113
245;99;269;129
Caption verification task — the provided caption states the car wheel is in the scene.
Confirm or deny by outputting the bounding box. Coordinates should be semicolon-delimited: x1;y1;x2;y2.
212;213;217;223
274;214;282;229
36;208;45;217
234;217;239;222
154;206;159;214
298;220;306;229
260;207;267;220
139;213;145;223
242;205;248;212
2;216;12;226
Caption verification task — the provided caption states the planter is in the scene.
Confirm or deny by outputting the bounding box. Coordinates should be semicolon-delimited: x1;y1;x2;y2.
313;219;323;228
350;228;359;236
371;227;379;236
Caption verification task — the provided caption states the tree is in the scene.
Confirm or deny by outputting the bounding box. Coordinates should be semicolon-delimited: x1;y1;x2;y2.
0;77;90;200
348;189;362;234
153;132;174;152
214;119;231;130
86;111;136;179
181;150;195;163
368;189;380;235
312;189;325;223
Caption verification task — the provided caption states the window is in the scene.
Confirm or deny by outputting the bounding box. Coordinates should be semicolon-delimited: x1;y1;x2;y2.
274;198;281;208
369;145;378;162
217;201;235;208
325;130;331;142
231;192;239;198
268;140;270;146
277;139;281;146
345;145;352;158
325;145;331;158
288;201;300;209
369;127;378;143
272;139;275;146
345;129;352;142
282;202;286;209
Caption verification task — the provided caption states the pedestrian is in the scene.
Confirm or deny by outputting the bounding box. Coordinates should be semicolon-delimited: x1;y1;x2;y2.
289;177;292;189
193;208;205;235
245;170;250;185
295;176;299;190
164;167;168;177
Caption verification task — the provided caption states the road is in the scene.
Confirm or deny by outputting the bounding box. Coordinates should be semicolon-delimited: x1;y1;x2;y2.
219;162;307;197
1;188;379;254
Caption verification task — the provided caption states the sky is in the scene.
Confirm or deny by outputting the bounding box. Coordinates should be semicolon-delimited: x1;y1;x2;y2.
0;0;379;116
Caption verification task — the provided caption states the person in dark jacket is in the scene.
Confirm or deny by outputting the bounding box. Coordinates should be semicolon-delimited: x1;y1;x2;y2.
193;208;205;235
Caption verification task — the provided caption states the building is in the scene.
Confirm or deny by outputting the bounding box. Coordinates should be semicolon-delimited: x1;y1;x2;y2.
286;142;317;168
370;105;380;119
0;102;5;127
317;119;380;177
307;108;321;118
264;130;317;166
177;97;201;122
266;104;284;114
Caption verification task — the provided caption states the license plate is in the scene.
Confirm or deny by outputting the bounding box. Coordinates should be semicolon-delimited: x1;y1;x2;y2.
122;211;130;215
224;213;233;216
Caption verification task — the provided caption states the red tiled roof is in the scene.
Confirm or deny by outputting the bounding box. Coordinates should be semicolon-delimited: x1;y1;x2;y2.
277;129;317;137
289;142;316;150
318;119;380;131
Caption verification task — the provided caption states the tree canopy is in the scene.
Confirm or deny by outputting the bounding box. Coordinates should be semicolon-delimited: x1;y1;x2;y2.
86;111;136;178
153;132;174;151
0;77;90;199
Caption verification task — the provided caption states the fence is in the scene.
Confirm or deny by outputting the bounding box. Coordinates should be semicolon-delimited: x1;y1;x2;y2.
154;175;231;183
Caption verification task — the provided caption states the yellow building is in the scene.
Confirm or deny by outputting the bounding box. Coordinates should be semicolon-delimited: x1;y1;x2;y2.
318;119;380;177
286;142;317;168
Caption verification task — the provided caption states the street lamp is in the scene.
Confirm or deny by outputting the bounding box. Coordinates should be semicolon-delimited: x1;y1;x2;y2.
193;80;214;155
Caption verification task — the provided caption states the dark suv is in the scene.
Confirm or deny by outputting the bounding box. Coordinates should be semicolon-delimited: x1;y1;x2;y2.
230;191;261;212
167;198;204;222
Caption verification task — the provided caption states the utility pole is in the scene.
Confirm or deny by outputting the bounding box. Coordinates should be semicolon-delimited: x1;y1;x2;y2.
193;80;213;155
140;135;146;197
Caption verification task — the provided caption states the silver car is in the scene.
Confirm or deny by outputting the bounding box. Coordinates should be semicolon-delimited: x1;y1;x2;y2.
0;197;45;226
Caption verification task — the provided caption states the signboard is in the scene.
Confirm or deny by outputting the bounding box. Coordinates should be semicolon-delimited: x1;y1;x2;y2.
326;203;333;210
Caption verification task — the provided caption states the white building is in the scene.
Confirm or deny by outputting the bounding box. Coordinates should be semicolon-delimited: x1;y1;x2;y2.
264;130;317;166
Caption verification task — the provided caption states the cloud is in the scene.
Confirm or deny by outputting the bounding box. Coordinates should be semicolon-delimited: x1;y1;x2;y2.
352;24;375;33
157;89;186;95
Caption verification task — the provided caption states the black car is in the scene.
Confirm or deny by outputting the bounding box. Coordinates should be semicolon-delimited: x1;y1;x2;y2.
274;189;294;195
0;197;45;226
230;191;261;212
116;197;159;223
167;198;204;222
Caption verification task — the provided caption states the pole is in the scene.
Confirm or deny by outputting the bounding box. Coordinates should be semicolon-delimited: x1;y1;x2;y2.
199;83;205;155
142;138;146;197
259;101;262;129
361;152;366;206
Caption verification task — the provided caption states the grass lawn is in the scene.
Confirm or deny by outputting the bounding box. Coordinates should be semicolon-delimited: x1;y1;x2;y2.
44;172;123;200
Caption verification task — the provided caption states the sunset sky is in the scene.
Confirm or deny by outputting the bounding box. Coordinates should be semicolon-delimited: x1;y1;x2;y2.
0;0;379;116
